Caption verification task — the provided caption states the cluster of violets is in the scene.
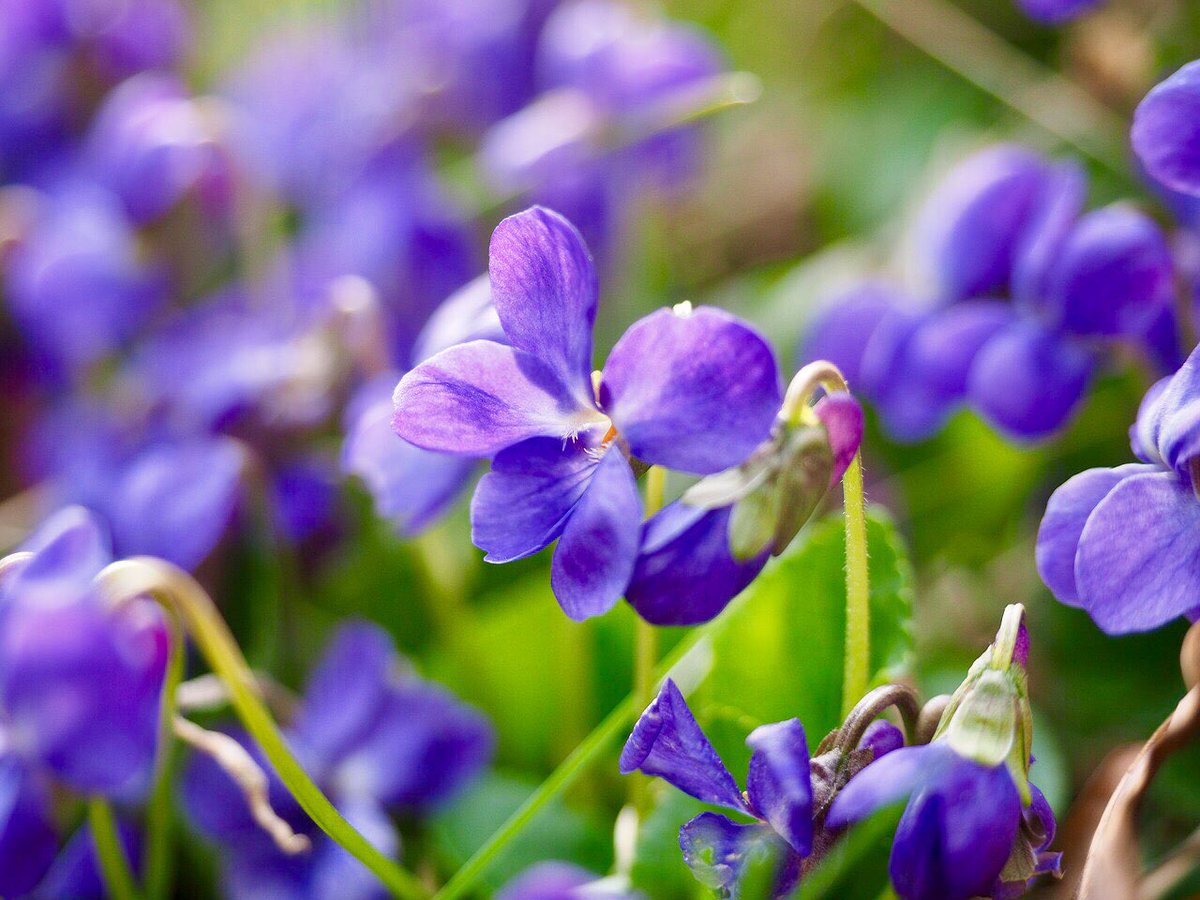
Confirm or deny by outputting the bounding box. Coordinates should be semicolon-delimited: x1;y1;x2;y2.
622;609;1060;900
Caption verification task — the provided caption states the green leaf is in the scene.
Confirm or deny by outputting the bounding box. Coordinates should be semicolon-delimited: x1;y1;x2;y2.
702;507;914;741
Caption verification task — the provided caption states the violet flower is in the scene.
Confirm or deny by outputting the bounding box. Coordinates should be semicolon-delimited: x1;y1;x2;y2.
498;862;645;899
393;206;780;620
1016;0;1103;24
1038;342;1200;632
620;680;813;897
183;621;493;900
1133;60;1200;200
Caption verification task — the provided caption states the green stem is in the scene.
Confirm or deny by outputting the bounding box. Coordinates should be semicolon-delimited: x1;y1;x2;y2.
97;558;430;900
89;797;140;900
434;561;752;900
143;614;186;900
841;450;871;717
631;466;667;817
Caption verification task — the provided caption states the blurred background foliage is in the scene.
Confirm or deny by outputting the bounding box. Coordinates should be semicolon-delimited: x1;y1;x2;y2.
12;0;1200;895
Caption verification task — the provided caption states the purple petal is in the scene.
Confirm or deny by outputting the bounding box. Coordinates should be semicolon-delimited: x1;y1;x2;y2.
814;393;863;485
344;393;477;536
1130;375;1171;465
966;319;1093;440
859;720;905;760
1044;204;1175;338
1026;783;1057;852
1146;344;1200;473
108;436;243;569
890;753;1020;900
799;281;898;388
827;745;938;828
625;503;767;626
290;621;394;774
745;719;813;855
1012;161;1088;308
497;862;603;900
915;145;1059;303
1133;61;1200;198
857;308;956;442
1036;464;1154;607
410;274;504;366
1017;0;1102;22
550;449;641;620
393;341;603;456
619;679;746;812
601;306;781;474
1076;470;1200;633
308;799;399;900
488;207;598;406
678;813;771;893
0;755;57;897
12;506;111;604
471;437;601;563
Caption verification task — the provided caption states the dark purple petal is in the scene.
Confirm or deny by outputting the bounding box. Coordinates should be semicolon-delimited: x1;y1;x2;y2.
108;437;243;569
488;207;598;406
601;306;781;474
290;621;394;774
826;745;936;828
270;457;338;544
1044;204;1175;338
410;274;505;366
1012;161;1087;308
859;720;905;760
914;145;1059;303
625;503;767;626
1036;465;1154;607
0;754;57;897
471;437;601;563
550;449;641;620
1076;470;1200;633
679;813;772;893
745;719;813;855
966;319;1093;440
798;282;898;388
814;393;863;485
1133;61;1200;198
1026;783;1057;852
1017;0;1102;22
619;679;746;812
31;820;142;900
393;341;604;456
344;393;477;536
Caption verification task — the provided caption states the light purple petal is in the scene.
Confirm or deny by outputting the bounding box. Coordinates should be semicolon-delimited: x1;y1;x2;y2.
601;306;781;474
814;393;863;485
745;719;813;855
678;813;770;893
497;862;602;900
1076;470;1200;633
1133;61;1200;198
625;503;767;626
1045;204;1175;338
1147;343;1200;473
1130;375;1171;465
471;437;601;563
411;274;505;367
488;207;598;406
1017;0;1102;23
826;745;939;827
393;341;604;456
550;449;641;620
1036;464;1154;607
619;679;746;812
12;506;111;603
966;319;1093;440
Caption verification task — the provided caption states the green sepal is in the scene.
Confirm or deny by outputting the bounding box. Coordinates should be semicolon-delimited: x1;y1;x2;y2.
944;669;1017;767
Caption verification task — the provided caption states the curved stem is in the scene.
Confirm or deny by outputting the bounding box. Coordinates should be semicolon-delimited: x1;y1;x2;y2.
630;465;667;818
834;684;921;753
89;797;140;900
143;613;186;900
96;558;430;900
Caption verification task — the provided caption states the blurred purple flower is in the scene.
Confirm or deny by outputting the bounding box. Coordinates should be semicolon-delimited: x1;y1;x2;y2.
394;207;780;619
1037;343;1200;632
498;861;644;899
1133;60;1200;200
1016;0;1103;24
183;621;493;899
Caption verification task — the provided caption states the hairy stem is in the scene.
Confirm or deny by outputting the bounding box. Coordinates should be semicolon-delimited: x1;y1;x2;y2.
97;558;430;900
89;797;140;900
841;451;871;717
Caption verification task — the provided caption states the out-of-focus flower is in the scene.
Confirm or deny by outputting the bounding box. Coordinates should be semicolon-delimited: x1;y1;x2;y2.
1133;60;1200;200
803;146;1175;441
0;508;167;894
627;390;862;625
828;608;1059;900
1016;0;1104;25
498;861;644;899
1038;342;1200;632
621;680;813;897
183;621;493;899
394;207;780;619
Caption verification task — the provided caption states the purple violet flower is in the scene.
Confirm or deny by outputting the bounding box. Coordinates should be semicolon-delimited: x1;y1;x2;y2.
1037;342;1200;632
393;207;781;620
1133;60;1200;200
497;862;645;899
1016;0;1104;24
620;680;812;897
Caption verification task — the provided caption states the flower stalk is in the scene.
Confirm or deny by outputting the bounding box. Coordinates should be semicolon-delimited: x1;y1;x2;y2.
143;612;185;900
96;557;430;900
89;797;140;900
631;464;667;817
